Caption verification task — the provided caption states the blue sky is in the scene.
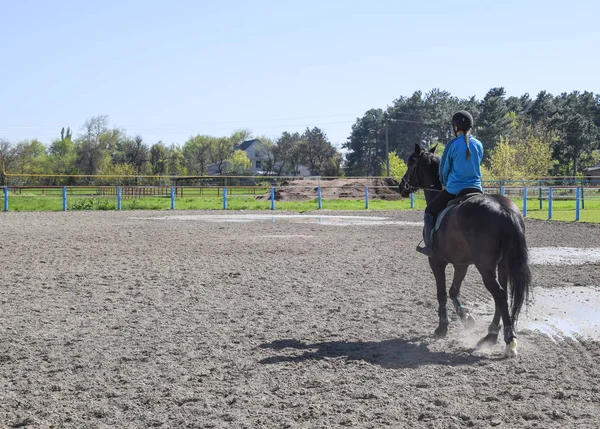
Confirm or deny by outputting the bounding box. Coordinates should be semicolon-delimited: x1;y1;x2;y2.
1;0;598;148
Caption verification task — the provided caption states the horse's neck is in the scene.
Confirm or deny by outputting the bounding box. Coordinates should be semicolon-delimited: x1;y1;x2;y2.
425;159;442;203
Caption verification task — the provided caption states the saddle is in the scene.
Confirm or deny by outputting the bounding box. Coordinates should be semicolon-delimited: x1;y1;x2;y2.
433;192;483;236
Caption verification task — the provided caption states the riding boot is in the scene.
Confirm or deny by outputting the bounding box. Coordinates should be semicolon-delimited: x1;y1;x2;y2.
416;213;435;256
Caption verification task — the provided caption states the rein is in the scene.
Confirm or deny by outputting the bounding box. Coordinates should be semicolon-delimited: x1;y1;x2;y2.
403;151;443;194
413;186;443;193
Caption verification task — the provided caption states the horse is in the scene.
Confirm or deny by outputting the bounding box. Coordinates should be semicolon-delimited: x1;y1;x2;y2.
399;144;532;357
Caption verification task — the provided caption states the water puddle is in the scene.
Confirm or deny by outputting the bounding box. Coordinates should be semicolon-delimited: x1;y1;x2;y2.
528;247;600;265
133;214;422;227
520;286;600;341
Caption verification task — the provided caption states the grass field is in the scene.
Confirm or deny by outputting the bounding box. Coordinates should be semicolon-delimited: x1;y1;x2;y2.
2;192;600;223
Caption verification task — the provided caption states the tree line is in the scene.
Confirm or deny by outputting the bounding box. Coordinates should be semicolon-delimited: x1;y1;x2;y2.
0;115;342;185
344;88;600;179
2;88;599;186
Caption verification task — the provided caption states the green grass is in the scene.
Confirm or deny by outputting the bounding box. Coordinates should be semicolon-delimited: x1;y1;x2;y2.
515;198;600;223
2;194;599;223
9;186;269;197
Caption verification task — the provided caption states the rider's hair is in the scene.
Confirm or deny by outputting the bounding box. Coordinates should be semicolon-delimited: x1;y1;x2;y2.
464;130;471;161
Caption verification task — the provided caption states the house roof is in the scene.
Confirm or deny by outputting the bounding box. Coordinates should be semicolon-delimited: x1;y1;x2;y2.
237;139;261;151
584;161;600;172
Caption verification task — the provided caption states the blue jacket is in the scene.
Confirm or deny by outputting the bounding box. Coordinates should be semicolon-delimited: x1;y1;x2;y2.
439;134;484;195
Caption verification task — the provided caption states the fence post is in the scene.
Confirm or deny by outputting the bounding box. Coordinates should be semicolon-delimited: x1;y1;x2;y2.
223;187;227;210
270;187;275;211
548;187;553;219
170;187;175;210
522;187;527;217
500;185;505;197
410;192;414;209
3;186;7;212
538;180;542;209
576;187;580;221
365;186;369;209
117;186;122;210
581;181;585;210
317;187;322;209
62;187;67;211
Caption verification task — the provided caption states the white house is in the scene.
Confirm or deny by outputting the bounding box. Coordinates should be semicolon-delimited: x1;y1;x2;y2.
235;139;311;176
584;161;600;178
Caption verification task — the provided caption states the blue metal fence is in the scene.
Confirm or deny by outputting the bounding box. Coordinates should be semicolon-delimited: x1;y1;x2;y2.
1;184;599;222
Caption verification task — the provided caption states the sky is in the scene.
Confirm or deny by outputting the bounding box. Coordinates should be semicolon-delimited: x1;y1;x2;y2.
1;0;599;149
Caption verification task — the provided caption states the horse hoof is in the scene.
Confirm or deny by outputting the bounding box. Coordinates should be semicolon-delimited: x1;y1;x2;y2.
504;339;518;358
463;314;476;330
476;334;498;350
435;325;448;338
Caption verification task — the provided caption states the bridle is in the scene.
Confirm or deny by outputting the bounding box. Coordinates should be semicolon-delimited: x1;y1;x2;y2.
401;151;443;194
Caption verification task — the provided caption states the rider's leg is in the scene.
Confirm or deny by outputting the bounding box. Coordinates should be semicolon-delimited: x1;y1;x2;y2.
418;190;455;256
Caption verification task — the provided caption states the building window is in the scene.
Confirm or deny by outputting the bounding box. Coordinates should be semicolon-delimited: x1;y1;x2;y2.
255;160;262;169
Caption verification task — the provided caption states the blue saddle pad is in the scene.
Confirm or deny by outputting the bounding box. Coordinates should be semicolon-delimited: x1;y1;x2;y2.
431;193;481;239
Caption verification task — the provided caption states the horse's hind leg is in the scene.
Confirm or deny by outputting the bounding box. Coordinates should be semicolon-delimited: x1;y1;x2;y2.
429;257;449;338
476;265;517;357
448;264;475;329
477;262;508;349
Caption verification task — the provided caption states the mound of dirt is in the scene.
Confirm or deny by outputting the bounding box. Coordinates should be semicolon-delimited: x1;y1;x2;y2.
257;178;402;201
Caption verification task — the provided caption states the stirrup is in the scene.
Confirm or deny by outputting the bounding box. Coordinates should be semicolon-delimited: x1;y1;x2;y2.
415;240;433;257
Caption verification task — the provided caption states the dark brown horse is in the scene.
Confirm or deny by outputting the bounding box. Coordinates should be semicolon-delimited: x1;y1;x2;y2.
400;144;532;357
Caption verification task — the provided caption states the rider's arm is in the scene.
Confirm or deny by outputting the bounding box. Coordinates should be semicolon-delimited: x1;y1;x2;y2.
439;142;453;186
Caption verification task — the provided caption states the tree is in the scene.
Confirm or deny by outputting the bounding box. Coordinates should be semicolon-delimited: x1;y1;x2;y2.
421;89;460;146
551;92;600;175
273;131;303;176
477;87;512;154
48;128;77;177
487;137;519;179
183;135;213;175
379;152;407;182
299;127;340;175
529;91;557;124
10;139;48;181
344;109;384;176
208;137;234;174
226;150;251;175
516;136;556;178
229;129;253;146
119;135;149;174
150;142;169;175
486;131;555;180
168;144;186;175
0;139;16;173
75;115;122;175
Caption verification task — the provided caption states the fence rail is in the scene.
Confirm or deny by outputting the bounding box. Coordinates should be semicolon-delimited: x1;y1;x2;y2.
2;185;599;222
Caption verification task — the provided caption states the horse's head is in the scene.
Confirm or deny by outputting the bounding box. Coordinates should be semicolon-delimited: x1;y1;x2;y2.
399;143;441;197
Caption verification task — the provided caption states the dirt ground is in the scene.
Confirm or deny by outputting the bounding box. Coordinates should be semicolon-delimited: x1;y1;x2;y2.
1;210;600;428
257;178;402;201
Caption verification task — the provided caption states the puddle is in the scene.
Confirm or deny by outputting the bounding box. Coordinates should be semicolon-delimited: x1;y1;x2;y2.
132;214;422;227
529;247;600;265
520;286;600;341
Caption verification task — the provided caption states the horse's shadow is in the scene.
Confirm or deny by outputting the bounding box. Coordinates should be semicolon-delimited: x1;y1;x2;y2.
258;337;496;369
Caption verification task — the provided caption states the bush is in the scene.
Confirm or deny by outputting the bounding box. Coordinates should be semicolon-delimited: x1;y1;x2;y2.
70;198;115;211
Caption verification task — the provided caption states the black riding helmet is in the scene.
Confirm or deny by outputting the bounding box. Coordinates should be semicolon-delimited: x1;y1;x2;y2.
452;110;474;131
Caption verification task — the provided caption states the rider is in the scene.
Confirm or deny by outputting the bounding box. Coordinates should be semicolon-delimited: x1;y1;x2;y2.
417;110;484;256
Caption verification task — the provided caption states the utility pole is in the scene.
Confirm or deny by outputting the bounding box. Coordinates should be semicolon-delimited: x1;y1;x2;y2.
385;123;390;177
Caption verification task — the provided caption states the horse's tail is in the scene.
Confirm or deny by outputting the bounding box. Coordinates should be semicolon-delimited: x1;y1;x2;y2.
503;211;532;323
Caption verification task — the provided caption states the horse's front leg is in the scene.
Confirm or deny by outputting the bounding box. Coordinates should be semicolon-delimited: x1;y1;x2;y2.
429;256;449;338
449;264;475;330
